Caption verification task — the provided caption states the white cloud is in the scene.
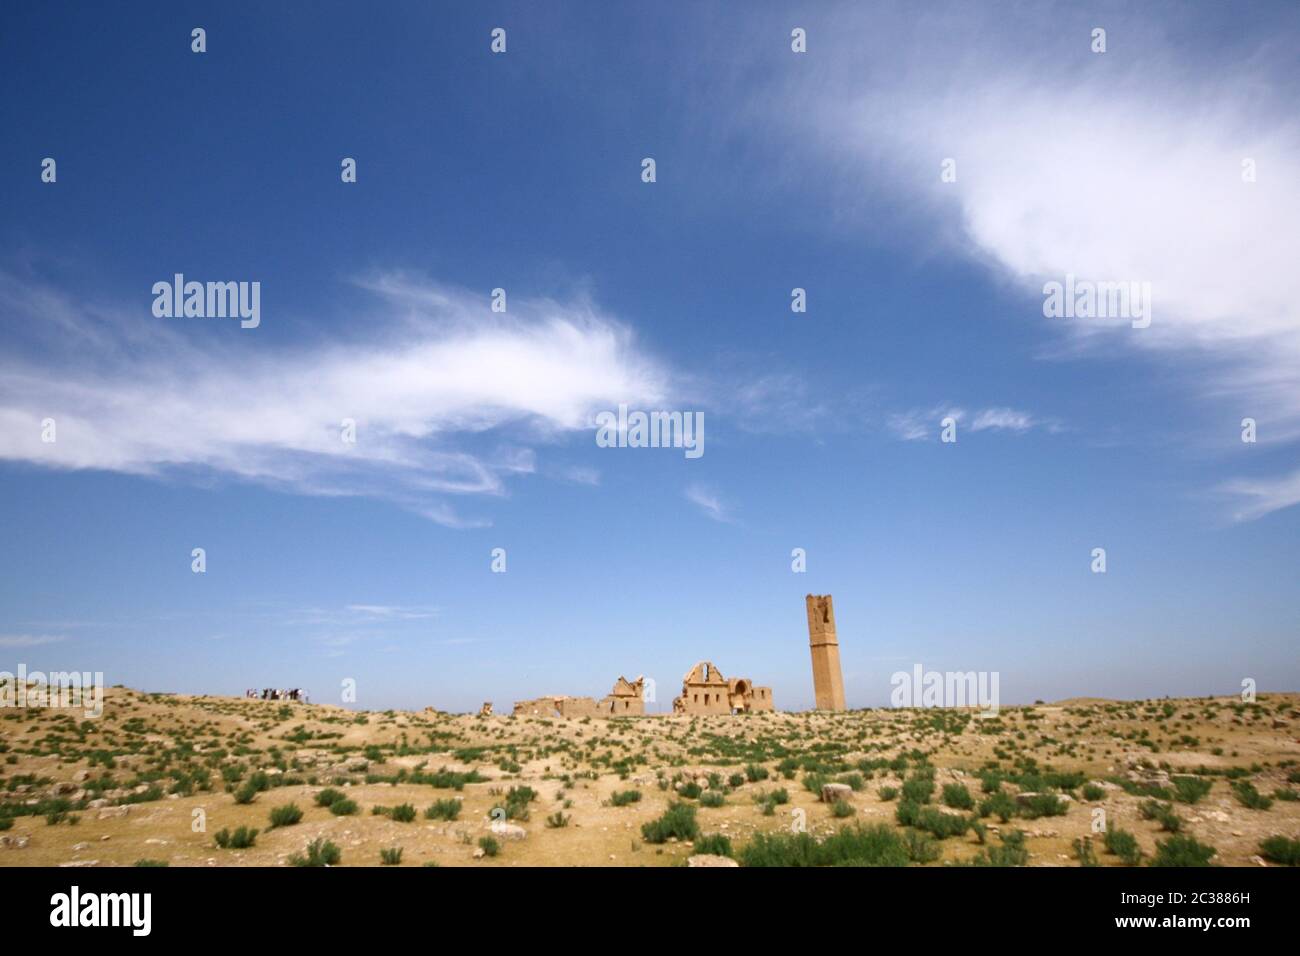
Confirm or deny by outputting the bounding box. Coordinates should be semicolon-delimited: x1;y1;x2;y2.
887;405;964;441
751;4;1300;517
0;634;65;647
1219;467;1300;522
0;272;672;525
685;483;733;523
344;605;438;620
970;408;1036;433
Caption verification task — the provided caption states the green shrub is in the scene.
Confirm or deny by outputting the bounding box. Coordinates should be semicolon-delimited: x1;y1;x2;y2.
641;802;699;844
314;788;344;807
133;859;168;867
745;764;769;783
233;782;259;805
1171;776;1213;804
290;837;341;867
1018;793;1068;819
1150;834;1216;867
1104;825;1143;865
269;803;303;828
740;823;914;867
1081;783;1106;801
831;799;855;818
379;846;403;865
700;791;725;809
328;798;358;816
896;801;970;839
967;829;1028;867
545;811;570;828
1073;836;1099;866
902;829;940;863
678;781;703;800
941;783;974;810
496;785;537;821
477;836;500;857
978;791;1016;822
389;803;416;823
1259;835;1300;866
214;826;258;849
901;775;935;804
878;786;899;801
609;789;641;807
1232;781;1273;811
425;798;461;821
693;833;733;857
1139;800;1183;832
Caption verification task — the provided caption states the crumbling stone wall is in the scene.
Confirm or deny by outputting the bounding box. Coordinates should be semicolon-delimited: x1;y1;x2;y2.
513;675;646;718
672;661;773;714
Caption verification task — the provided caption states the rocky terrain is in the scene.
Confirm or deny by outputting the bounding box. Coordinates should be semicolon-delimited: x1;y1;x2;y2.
1;687;1297;867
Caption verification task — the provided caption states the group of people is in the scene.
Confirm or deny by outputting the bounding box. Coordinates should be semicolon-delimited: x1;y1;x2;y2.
246;687;308;702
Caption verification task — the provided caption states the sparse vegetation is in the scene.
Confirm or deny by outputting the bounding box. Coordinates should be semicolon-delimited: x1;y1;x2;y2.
290;838;341;867
269;803;303;828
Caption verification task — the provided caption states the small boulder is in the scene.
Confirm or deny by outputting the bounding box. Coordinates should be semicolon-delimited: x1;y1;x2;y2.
820;783;853;804
489;822;527;841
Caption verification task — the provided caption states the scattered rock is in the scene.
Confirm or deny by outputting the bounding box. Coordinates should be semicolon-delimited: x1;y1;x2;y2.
489;822;527;841
687;854;739;867
821;782;853;804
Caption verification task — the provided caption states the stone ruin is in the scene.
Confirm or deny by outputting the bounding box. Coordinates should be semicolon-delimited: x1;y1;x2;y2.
671;661;774;714
807;594;846;711
513;675;646;718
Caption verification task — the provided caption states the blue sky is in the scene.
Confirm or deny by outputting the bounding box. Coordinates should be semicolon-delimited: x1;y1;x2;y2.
1;1;1297;711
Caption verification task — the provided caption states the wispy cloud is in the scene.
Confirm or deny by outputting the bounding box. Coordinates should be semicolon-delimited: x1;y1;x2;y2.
0;272;673;526
887;405;963;442
737;2;1300;517
1219;467;1300;522
0;634;66;647
970;407;1040;434
685;483;734;523
344;604;438;621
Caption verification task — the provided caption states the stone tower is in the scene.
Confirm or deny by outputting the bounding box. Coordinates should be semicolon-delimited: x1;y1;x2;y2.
806;594;846;711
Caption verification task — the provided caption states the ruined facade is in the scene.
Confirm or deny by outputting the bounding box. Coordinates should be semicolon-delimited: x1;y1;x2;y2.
807;594;846;711
671;661;774;714
513;675;645;718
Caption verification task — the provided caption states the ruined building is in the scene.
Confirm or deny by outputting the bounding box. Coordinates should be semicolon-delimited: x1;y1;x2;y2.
671;661;774;714
513;675;645;718
807;594;846;710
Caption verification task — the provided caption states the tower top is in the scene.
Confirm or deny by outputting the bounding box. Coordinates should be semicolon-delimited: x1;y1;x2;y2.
806;594;837;646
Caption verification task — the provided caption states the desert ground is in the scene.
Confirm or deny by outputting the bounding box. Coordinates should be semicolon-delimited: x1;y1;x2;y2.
1;687;1298;867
